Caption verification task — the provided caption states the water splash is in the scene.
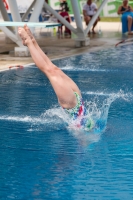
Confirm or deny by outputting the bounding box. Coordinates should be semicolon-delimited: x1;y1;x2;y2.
0;90;132;143
66;90;133;145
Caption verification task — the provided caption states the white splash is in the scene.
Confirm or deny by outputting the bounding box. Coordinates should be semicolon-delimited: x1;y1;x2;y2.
0;90;132;140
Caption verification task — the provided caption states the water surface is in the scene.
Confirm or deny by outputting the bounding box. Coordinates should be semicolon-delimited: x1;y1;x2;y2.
0;45;133;199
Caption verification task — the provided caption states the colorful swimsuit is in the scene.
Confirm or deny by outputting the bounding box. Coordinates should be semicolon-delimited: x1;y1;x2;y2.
63;92;94;131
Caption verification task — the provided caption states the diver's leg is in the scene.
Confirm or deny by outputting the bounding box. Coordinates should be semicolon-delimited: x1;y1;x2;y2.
24;25;81;96
24;25;52;66
18;27;78;109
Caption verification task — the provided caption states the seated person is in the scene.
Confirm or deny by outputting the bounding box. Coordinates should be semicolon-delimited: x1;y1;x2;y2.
117;0;133;35
83;0;100;34
60;0;69;12
58;6;71;37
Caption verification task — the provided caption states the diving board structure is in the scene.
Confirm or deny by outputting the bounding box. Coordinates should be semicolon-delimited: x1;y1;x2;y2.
0;21;61;56
0;0;108;56
0;21;61;27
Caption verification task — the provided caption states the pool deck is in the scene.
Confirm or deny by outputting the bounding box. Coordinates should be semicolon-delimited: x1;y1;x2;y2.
0;21;130;72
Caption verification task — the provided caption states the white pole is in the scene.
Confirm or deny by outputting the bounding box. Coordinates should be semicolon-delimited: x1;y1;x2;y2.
29;0;43;22
29;0;44;32
0;0;10;21
43;1;77;34
70;0;85;39
85;0;108;36
0;26;23;46
8;0;22;37
0;0;13;32
8;0;21;22
22;0;37;22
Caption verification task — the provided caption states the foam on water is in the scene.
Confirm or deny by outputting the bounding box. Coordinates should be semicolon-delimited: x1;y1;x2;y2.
60;66;107;72
26;63;118;72
0;90;131;125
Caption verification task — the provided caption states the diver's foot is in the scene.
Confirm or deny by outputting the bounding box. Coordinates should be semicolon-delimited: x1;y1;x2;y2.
24;24;36;44
18;27;31;46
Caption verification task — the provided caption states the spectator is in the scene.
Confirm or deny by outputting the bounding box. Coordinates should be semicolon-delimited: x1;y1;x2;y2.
60;0;70;12
83;0;100;34
117;0;133;35
58;5;71;37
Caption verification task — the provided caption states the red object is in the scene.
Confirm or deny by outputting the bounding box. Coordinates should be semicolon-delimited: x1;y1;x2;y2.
58;11;71;35
60;11;71;23
2;0;9;10
78;106;83;116
19;65;24;69
9;65;24;69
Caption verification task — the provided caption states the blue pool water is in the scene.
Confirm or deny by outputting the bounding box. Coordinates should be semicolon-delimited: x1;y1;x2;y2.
1;45;133;199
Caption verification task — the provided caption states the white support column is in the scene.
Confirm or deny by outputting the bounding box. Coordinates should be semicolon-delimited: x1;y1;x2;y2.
0;26;22;46
7;0;29;56
29;0;43;22
0;0;13;32
8;0;21;22
0;0;10;21
70;0;85;39
22;0;36;22
70;0;89;47
29;0;44;32
85;0;108;36
1;26;29;56
43;2;77;34
8;0;21;37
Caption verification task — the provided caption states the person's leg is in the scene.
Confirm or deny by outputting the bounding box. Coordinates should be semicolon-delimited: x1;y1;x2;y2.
84;16;91;34
18;27;80;109
59;25;63;35
127;15;133;35
65;26;71;36
84;16;91;26
92;16;100;34
92;21;97;34
24;25;80;96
